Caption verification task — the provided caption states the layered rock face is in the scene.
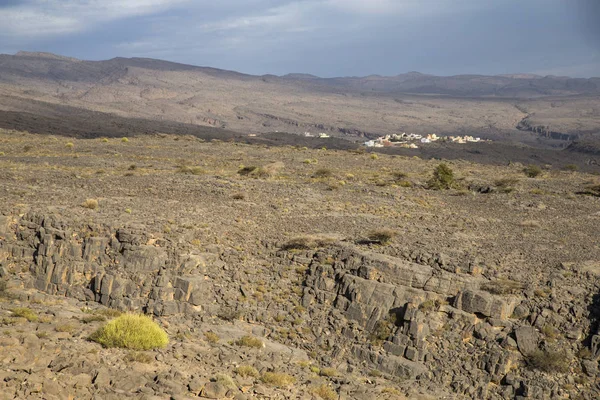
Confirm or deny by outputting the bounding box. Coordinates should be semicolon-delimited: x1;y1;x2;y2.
2;213;215;317
2;212;600;399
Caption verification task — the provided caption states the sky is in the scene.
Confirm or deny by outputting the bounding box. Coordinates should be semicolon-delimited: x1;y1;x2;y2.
0;0;599;78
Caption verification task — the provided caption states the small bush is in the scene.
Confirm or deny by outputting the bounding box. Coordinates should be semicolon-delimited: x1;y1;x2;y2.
90;314;168;350
235;335;264;348
235;365;260;378
177;165;204;175
214;374;237;388
312;384;337;400
239;162;284;178
563;164;578;171
81;315;106;324
494;177;519;189
232;192;246;200
124;351;154;363
11;307;38;322
577;184;600;197
427;163;455;190
523;165;542;178
312;168;333;178
319;367;338;377
282;235;337;250
260;372;296;387
481;279;524;295
367;228;396;245
204;331;219;344
121;137;129;143
81;199;99;210
238;166;258;175
65;142;74;149
370;153;379;160
55;323;77;333
526;350;570;373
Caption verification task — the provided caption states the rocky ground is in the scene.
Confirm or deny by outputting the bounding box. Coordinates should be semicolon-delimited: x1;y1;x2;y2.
1;129;600;399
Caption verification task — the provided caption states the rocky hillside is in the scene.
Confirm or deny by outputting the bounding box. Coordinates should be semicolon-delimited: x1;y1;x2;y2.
1;52;599;144
1;129;600;399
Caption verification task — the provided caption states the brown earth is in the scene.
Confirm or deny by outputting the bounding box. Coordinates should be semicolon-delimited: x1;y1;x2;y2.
1;129;600;399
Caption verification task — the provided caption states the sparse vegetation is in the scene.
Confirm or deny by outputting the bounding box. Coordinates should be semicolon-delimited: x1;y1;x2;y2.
523;165;542;178
526;350;570;373
11;307;38;322
235;335;264;348
90;314;169;350
214;374;237;388
81;199;99;209
312;384;337;400
260;372;296;387
124;351;155;363
177;165;204;175
55;323;77;333
427;163;455;190
481;279;525;295
235;365;260;378
319;367;338;377
366;228;396;245
312;168;333;178
204;331;220;344
282;235;337;250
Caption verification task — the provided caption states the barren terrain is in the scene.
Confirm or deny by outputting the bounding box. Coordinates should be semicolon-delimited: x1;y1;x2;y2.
1;130;600;399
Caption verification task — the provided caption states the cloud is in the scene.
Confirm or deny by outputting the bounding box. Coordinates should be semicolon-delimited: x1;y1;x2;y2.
0;0;191;37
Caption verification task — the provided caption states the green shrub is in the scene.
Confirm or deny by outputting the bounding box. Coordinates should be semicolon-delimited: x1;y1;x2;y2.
523;165;542;178
427;163;455;189
90;314;168;350
563;164;578;171
11;307;38;322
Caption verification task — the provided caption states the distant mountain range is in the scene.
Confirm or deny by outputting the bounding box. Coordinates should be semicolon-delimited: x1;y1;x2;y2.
0;51;599;143
3;51;599;97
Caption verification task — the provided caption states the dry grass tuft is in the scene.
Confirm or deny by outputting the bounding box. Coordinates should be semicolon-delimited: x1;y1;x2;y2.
366;228;397;245
235;335;264;348
282;235;338;250
81;199;99;209
260;372;296;387
312;384;337;400
235;365;260;378
481;279;524;295
11;307;38;322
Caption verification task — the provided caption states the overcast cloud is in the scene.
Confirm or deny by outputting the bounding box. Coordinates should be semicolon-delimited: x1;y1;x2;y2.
0;0;598;77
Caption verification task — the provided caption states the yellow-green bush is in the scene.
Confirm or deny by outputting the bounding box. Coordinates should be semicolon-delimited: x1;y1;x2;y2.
90;314;168;350
11;307;38;322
